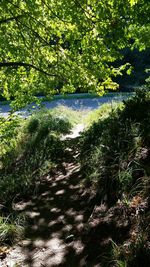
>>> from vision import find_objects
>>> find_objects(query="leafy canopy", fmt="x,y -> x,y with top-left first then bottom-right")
0,0 -> 150,107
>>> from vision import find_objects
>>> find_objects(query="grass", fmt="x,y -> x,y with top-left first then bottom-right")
0,214 -> 25,245
0,106 -> 83,244
84,102 -> 124,127
49,105 -> 86,125
80,88 -> 150,266
0,104 -> 91,244
80,90 -> 150,201
1,88 -> 149,263
0,107 -> 77,203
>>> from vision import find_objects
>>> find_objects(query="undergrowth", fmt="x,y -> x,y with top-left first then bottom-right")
80,88 -> 150,266
0,106 -> 79,245
81,89 -> 150,203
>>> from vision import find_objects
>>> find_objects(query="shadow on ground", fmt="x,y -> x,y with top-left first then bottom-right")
3,137 -> 133,267
11,137 -> 93,267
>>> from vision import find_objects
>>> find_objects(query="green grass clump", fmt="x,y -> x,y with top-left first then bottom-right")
49,105 -> 86,125
0,214 -> 25,244
85,102 -> 124,127
0,115 -> 23,165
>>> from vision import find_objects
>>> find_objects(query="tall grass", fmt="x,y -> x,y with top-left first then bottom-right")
0,107 -> 81,205
80,88 -> 150,266
0,106 -> 82,244
80,89 -> 150,203
85,102 -> 124,127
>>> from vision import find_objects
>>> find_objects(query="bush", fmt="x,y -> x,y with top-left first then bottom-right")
80,89 -> 150,266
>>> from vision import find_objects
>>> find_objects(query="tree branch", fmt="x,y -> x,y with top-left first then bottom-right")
0,14 -> 25,24
0,62 -> 57,76
41,0 -> 71,24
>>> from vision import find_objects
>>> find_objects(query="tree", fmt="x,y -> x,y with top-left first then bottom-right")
0,0 -> 150,107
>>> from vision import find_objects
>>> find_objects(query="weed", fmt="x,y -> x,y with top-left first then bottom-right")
0,214 -> 24,245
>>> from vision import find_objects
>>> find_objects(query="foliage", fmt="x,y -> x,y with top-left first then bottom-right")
0,115 -> 23,168
0,106 -> 82,244
110,230 -> 150,267
79,89 -> 150,266
80,89 -> 150,204
0,0 -> 150,107
114,48 -> 150,90
0,107 -> 77,206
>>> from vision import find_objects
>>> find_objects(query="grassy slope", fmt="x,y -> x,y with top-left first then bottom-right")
0,106 -> 84,245
1,91 -> 150,267
80,89 -> 150,267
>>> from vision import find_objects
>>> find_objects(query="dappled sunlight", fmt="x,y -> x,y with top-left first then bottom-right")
2,92 -> 149,267
1,124 -> 135,267
4,137 -> 90,267
25,211 -> 41,219
55,189 -> 65,196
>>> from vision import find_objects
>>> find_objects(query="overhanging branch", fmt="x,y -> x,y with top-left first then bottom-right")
0,14 -> 25,24
0,62 -> 57,76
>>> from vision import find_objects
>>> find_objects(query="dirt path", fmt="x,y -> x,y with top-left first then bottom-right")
1,125 -> 130,267
1,133 -> 95,267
